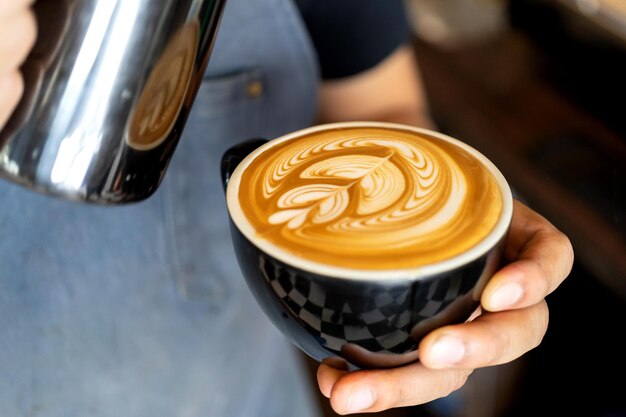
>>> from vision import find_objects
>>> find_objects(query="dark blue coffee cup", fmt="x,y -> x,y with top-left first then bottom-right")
221,123 -> 513,369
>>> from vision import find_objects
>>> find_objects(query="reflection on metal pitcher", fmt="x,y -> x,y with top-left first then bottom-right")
0,0 -> 227,204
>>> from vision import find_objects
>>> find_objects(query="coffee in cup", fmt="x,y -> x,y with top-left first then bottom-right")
222,122 -> 512,369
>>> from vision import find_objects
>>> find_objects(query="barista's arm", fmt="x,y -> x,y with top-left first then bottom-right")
0,0 -> 37,128
316,44 -> 574,415
317,45 -> 434,129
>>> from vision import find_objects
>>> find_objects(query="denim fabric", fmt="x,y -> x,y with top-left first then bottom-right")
0,0 -> 321,416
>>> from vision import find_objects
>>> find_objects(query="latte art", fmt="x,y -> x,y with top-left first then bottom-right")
235,127 -> 504,270
127,22 -> 198,150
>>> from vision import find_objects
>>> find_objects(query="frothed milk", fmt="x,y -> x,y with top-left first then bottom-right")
228,125 -> 504,272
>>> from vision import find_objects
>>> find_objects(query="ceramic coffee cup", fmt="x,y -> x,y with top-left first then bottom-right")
221,122 -> 513,369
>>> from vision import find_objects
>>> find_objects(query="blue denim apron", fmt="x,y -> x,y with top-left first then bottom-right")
0,0 -> 321,415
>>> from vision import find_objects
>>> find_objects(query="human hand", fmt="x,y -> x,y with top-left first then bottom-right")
0,0 -> 37,129
317,199 -> 574,414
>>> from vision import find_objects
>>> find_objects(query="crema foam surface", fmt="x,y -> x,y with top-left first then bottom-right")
237,127 -> 503,270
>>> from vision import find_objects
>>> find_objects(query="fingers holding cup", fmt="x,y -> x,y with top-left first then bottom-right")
319,301 -> 549,413
419,300 -> 549,370
318,361 -> 473,414
482,200 -> 574,312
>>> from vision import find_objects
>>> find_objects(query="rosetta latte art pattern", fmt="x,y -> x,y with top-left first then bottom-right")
238,127 -> 503,270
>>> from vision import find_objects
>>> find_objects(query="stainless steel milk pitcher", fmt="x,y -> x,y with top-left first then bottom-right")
0,0 -> 227,204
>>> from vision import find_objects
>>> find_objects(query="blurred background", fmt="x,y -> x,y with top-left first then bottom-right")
307,0 -> 626,416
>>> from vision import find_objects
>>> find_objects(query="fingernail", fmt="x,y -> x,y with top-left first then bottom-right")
429,335 -> 466,367
346,387 -> 376,413
489,282 -> 523,310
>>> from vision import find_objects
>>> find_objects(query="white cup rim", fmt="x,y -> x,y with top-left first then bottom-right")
226,121 -> 513,281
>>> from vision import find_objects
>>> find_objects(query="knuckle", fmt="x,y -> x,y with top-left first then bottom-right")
393,379 -> 407,406
378,367 -> 474,409
537,262 -> 552,295
366,375 -> 403,410
495,325 -> 515,363
482,315 -> 521,365
549,229 -> 574,265
441,370 -> 471,397
549,228 -> 570,249
392,372 -> 418,407
394,370 -> 470,405
532,302 -> 550,348
516,257 -> 551,301
558,232 -> 575,273
535,230 -> 573,293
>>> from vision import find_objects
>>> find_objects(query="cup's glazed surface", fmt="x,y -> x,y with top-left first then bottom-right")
222,122 -> 513,369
